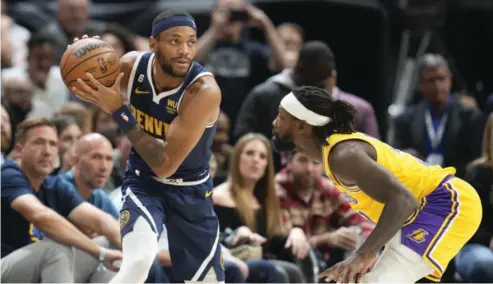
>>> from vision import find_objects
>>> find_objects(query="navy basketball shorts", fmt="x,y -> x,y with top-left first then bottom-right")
119,175 -> 225,282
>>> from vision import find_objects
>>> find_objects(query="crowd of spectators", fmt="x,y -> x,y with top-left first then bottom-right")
1,0 -> 492,283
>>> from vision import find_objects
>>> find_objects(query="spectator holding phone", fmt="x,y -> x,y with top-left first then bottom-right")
196,0 -> 287,142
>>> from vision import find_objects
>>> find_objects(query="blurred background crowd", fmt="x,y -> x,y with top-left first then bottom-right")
1,0 -> 493,283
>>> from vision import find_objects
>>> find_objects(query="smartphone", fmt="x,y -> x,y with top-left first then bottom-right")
229,9 -> 249,22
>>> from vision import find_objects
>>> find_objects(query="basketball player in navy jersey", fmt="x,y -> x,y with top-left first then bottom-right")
71,10 -> 224,283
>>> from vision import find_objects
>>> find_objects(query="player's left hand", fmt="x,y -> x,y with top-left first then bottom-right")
72,71 -> 125,114
285,227 -> 310,259
318,251 -> 379,283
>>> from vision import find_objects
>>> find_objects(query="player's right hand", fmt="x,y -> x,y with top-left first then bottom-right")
327,227 -> 359,251
102,248 -> 123,271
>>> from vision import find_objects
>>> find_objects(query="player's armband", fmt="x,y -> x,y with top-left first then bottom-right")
112,105 -> 137,133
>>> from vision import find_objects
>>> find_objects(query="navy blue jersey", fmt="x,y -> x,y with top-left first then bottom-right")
126,52 -> 216,181
1,160 -> 84,257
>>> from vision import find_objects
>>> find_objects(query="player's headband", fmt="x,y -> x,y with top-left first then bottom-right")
280,92 -> 332,126
151,16 -> 197,37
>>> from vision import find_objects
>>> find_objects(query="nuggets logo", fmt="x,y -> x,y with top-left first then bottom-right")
120,210 -> 131,230
406,228 -> 429,244
97,57 -> 108,73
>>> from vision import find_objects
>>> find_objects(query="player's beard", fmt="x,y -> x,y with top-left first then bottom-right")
272,130 -> 296,153
156,49 -> 189,78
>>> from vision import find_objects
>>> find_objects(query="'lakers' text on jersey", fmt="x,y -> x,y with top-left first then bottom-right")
126,52 -> 215,179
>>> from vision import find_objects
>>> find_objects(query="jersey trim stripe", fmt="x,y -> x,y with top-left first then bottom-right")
127,52 -> 144,101
191,225 -> 220,281
422,181 -> 460,277
126,187 -> 158,235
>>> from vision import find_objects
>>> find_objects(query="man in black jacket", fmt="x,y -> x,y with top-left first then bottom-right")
392,54 -> 485,178
234,41 -> 334,170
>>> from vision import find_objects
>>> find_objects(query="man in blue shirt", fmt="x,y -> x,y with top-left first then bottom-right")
1,118 -> 122,283
60,133 -> 120,221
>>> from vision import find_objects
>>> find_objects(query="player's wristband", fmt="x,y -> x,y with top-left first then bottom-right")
112,105 -> 137,133
98,247 -> 106,262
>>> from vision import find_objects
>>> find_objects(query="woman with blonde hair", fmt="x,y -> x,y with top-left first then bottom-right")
454,113 -> 493,282
213,133 -> 309,282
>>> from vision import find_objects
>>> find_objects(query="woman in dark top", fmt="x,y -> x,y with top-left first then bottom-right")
455,113 -> 493,282
213,133 -> 310,282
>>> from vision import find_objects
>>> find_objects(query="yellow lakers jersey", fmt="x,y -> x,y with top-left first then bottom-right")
322,132 -> 456,223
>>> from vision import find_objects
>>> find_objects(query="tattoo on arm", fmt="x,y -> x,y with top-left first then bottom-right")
125,125 -> 168,172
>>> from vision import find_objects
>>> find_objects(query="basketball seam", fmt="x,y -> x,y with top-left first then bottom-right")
62,50 -> 114,80
66,67 -> 120,86
60,40 -> 87,72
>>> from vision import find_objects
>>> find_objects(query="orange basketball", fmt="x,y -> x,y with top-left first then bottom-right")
60,38 -> 120,91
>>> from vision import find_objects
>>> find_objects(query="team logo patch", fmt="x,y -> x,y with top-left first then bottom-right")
406,228 -> 429,244
341,192 -> 358,204
120,210 -> 131,230
166,99 -> 178,114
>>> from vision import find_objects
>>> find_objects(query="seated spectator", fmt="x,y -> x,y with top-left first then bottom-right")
60,133 -> 119,221
105,135 -> 131,193
51,115 -> 82,174
455,113 -> 493,282
276,151 -> 373,268
1,118 -> 122,283
156,226 -> 284,283
101,23 -> 137,60
213,133 -> 309,282
1,105 -> 12,163
55,102 -> 92,134
235,41 -> 380,170
37,0 -> 107,63
392,54 -> 485,177
1,76 -> 36,135
1,0 -> 30,68
212,111 -> 233,184
92,107 -> 118,135
2,33 -> 68,118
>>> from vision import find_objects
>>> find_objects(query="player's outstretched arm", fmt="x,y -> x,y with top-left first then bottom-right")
329,141 -> 419,254
125,77 -> 221,178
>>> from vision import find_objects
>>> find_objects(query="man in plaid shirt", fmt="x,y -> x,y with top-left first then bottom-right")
276,151 -> 373,265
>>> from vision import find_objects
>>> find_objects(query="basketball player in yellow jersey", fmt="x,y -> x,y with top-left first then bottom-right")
272,86 -> 482,283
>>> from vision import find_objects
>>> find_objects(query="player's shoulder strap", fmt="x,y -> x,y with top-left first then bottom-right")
126,51 -> 151,100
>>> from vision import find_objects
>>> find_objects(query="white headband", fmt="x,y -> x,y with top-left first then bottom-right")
280,92 -> 332,126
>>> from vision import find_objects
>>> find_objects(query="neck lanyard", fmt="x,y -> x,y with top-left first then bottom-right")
424,111 -> 448,151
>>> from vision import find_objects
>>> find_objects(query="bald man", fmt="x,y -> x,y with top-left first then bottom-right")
60,133 -> 119,219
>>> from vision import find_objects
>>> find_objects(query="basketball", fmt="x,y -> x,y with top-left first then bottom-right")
60,37 -> 120,91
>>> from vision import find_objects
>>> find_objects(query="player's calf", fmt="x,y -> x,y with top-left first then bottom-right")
110,217 -> 158,284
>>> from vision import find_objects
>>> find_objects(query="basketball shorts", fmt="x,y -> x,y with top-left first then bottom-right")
119,173 -> 225,282
398,175 -> 482,281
